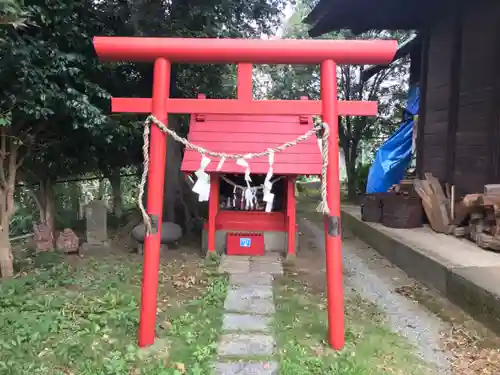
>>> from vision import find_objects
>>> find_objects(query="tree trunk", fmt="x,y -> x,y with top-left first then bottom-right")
109,168 -> 123,218
0,130 -> 19,277
163,117 -> 200,231
346,160 -> 357,202
343,141 -> 359,202
32,179 -> 56,245
69,181 -> 82,220
164,117 -> 181,223
0,220 -> 13,278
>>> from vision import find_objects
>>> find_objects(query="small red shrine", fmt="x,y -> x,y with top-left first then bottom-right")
180,97 -> 321,257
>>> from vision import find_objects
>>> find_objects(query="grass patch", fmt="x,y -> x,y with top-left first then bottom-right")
0,252 -> 227,374
274,274 -> 434,375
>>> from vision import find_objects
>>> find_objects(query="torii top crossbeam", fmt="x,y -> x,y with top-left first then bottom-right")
92,35 -> 397,353
93,37 -> 396,64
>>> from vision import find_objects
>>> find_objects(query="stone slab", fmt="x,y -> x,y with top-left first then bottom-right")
215,362 -> 278,375
224,295 -> 275,315
226,286 -> 273,300
219,258 -> 251,274
223,314 -> 271,332
252,254 -> 282,262
230,273 -> 273,287
218,334 -> 275,356
249,262 -> 283,275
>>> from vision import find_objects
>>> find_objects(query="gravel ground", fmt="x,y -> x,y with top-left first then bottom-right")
301,218 -> 451,373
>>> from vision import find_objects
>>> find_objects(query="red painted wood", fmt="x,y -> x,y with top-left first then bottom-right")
208,174 -> 220,253
181,112 -> 322,175
138,58 -> 170,348
189,122 -> 311,135
183,153 -> 321,164
111,97 -> 378,116
184,141 -> 319,154
198,114 -> 310,123
189,132 -> 314,143
238,64 -> 253,101
321,60 -> 344,350
206,211 -> 287,231
286,177 -> 296,256
94,37 -> 397,65
226,233 -> 265,256
181,161 -> 321,175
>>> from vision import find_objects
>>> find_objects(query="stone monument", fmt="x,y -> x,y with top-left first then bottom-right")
33,223 -> 54,252
83,200 -> 109,250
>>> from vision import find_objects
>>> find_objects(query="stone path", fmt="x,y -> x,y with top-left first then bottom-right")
215,255 -> 283,375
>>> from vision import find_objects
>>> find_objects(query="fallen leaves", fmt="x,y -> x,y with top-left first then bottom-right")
443,326 -> 500,375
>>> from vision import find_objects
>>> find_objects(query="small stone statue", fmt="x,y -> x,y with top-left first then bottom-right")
56,228 -> 80,254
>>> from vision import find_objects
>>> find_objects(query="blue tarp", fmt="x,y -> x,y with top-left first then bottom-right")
366,86 -> 420,193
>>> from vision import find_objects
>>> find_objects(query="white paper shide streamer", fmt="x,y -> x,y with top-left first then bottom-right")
192,155 -> 211,202
236,157 -> 257,210
263,150 -> 275,212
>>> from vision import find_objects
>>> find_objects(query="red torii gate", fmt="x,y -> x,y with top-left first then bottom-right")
93,37 -> 397,351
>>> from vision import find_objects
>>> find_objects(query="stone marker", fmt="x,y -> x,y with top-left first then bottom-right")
84,200 -> 109,249
33,223 -> 54,252
55,228 -> 80,254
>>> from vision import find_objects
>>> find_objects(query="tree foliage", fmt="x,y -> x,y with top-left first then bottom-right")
0,0 -> 288,277
258,0 -> 411,199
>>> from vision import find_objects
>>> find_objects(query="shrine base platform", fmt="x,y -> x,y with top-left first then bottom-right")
202,229 -> 298,254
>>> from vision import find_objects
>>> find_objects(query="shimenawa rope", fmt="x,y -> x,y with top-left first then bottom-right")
138,115 -> 330,234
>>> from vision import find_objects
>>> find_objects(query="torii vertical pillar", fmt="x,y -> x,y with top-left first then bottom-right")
138,58 -> 171,347
321,60 -> 344,349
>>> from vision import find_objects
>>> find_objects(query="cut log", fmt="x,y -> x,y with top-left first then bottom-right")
413,178 -> 448,233
476,232 -> 500,251
463,194 -> 482,207
451,226 -> 468,237
484,184 -> 500,196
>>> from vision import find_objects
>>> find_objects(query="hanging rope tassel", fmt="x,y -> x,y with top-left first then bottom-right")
138,119 -> 153,234
137,115 -> 331,234
316,122 -> 330,215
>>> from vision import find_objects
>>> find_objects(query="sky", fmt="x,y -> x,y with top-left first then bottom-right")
274,2 -> 294,38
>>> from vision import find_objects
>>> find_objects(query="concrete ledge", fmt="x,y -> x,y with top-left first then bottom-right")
341,204 -> 500,334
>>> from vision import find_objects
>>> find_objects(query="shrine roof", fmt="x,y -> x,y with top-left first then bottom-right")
180,114 -> 322,175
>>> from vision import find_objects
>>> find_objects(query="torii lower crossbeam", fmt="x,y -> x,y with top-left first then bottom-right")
93,36 -> 397,352
112,98 -> 376,116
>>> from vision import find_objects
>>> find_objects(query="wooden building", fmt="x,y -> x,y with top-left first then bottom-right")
305,0 -> 500,197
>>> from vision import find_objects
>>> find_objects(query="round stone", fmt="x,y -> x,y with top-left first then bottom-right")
131,222 -> 183,243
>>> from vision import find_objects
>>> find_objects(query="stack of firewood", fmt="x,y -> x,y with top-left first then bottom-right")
409,174 -> 500,251
451,185 -> 500,251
